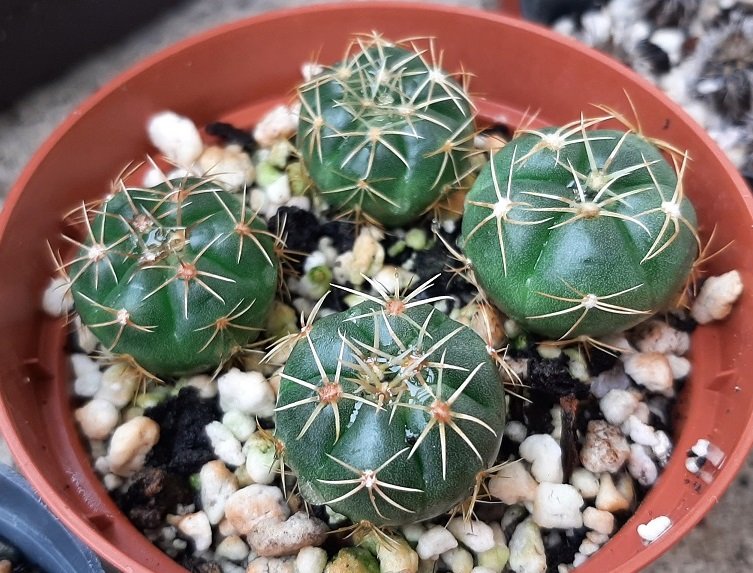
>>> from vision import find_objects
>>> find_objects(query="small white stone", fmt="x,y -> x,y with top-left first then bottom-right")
635,321 -> 690,355
508,519 -> 546,573
107,416 -> 160,477
505,421 -> 527,443
200,460 -> 239,525
296,546 -> 328,573
578,539 -> 600,556
170,511 -> 212,552
637,515 -> 671,542
447,518 -> 496,553
147,111 -> 204,167
632,401 -> 651,424
74,399 -> 119,440
216,535 -> 250,562
572,553 -> 587,567
622,352 -> 674,396
184,374 -> 218,399
652,430 -> 672,466
265,174 -> 291,204
246,512 -> 328,557
441,547 -> 474,573
73,317 -> 98,354
595,473 -> 630,513
599,389 -> 639,426
488,460 -> 538,505
301,61 -> 324,81
286,195 -> 311,211
254,104 -> 299,148
218,368 -> 276,417
401,522 -> 425,546
95,363 -> 140,408
244,432 -> 280,484
590,365 -> 631,399
550,406 -> 562,441
224,484 -> 290,535
532,483 -> 584,529
197,144 -> 254,190
42,276 -> 73,316
625,415 -> 658,447
628,444 -> 659,486
246,556 -> 296,573
71,353 -> 102,397
691,271 -> 743,324
580,420 -> 630,474
373,265 -> 419,297
223,411 -> 256,442
650,28 -> 685,65
346,227 -> 385,285
519,434 -> 563,483
616,473 -> 636,506
102,473 -> 123,491
205,421 -> 245,467
570,468 -> 600,499
417,525 -> 459,560
586,531 -> 610,545
666,355 -> 691,380
580,9 -> 612,46
582,507 -> 615,535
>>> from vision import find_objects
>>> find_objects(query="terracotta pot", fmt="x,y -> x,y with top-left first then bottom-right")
0,3 -> 751,572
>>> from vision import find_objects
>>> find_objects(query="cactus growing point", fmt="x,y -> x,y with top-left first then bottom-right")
274,277 -> 506,526
296,33 -> 477,227
461,117 -> 699,340
64,176 -> 280,377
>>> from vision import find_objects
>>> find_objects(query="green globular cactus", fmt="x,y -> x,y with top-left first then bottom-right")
65,177 -> 279,377
461,118 -> 699,340
296,34 -> 476,227
274,281 -> 506,526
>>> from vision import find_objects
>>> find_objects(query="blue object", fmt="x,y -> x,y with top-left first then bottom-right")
0,464 -> 104,573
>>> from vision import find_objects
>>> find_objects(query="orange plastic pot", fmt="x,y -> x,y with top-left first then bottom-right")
0,4 -> 751,573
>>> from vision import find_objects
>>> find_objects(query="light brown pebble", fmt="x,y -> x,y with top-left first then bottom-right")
622,352 -> 674,396
225,484 -> 290,535
246,556 -> 295,573
246,512 -> 328,557
580,420 -> 630,474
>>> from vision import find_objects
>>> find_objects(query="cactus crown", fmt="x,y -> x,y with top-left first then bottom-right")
273,277 -> 505,526
461,114 -> 699,340
62,173 -> 280,377
296,33 -> 477,227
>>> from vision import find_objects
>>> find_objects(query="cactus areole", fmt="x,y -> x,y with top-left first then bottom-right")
275,300 -> 506,526
68,179 -> 279,377
462,123 -> 699,340
296,34 -> 476,227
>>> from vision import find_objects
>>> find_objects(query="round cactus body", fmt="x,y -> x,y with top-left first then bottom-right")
275,299 -> 506,526
296,35 -> 476,227
461,124 -> 698,339
67,178 -> 279,376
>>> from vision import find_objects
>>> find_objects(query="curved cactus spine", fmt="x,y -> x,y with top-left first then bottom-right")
296,33 -> 477,227
274,278 -> 506,526
461,115 -> 699,340
64,175 -> 279,377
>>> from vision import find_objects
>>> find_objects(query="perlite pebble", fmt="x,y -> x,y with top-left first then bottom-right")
42,276 -> 73,316
599,389 -> 639,426
246,512 -> 328,557
570,468 -> 600,499
170,511 -> 212,552
622,352 -> 674,396
508,519 -> 546,573
691,271 -> 743,324
106,416 -> 160,477
197,144 -> 255,190
441,547 -> 474,573
635,320 -> 690,355
628,444 -> 659,486
223,410 -> 257,442
625,415 -> 658,447
71,353 -> 102,397
296,546 -> 328,573
532,483 -> 584,529
218,369 -> 276,417
200,460 -> 239,525
205,421 -> 245,467
519,434 -> 563,483
224,484 -> 290,535
244,432 -> 280,485
505,421 -> 528,443
488,460 -> 538,505
417,526 -> 458,560
74,399 -> 119,440
216,535 -> 250,562
95,363 -> 140,408
147,111 -> 204,167
253,104 -> 299,148
447,518 -> 496,553
582,507 -> 615,535
666,354 -> 691,380
580,420 -> 630,474
595,473 -> 630,513
589,364 -> 631,399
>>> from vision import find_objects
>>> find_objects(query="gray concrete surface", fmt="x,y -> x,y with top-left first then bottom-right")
0,0 -> 751,571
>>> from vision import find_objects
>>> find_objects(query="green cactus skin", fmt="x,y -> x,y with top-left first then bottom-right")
296,34 -> 476,227
275,287 -> 506,527
461,120 -> 699,340
66,178 -> 279,377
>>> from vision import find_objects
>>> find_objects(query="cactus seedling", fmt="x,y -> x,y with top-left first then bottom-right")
274,278 -> 506,526
64,176 -> 279,377
461,117 -> 699,340
296,33 -> 476,227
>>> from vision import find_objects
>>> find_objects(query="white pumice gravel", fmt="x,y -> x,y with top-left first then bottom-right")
532,483 -> 584,529
253,104 -> 299,148
246,512 -> 328,557
447,518 -> 496,553
599,389 -> 639,426
243,433 -> 280,485
147,111 -> 204,167
223,411 -> 257,442
628,444 -> 659,486
519,434 -> 563,483
216,535 -> 251,562
74,398 -> 119,440
417,526 -> 458,560
95,363 -> 140,408
442,546 -> 474,573
106,416 -> 160,477
488,459 -> 538,505
582,507 -> 615,535
200,460 -> 239,525
224,484 -> 290,535
622,352 -> 674,396
595,473 -> 631,513
569,468 -> 600,500
691,270 -> 744,324
218,369 -> 276,417
634,320 -> 690,355
205,421 -> 245,467
71,353 -> 102,397
580,420 -> 630,474
170,511 -> 213,552
637,515 -> 672,543
42,276 -> 73,316
508,518 -> 546,573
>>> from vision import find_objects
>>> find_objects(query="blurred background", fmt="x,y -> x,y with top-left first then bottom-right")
0,1 -> 752,572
